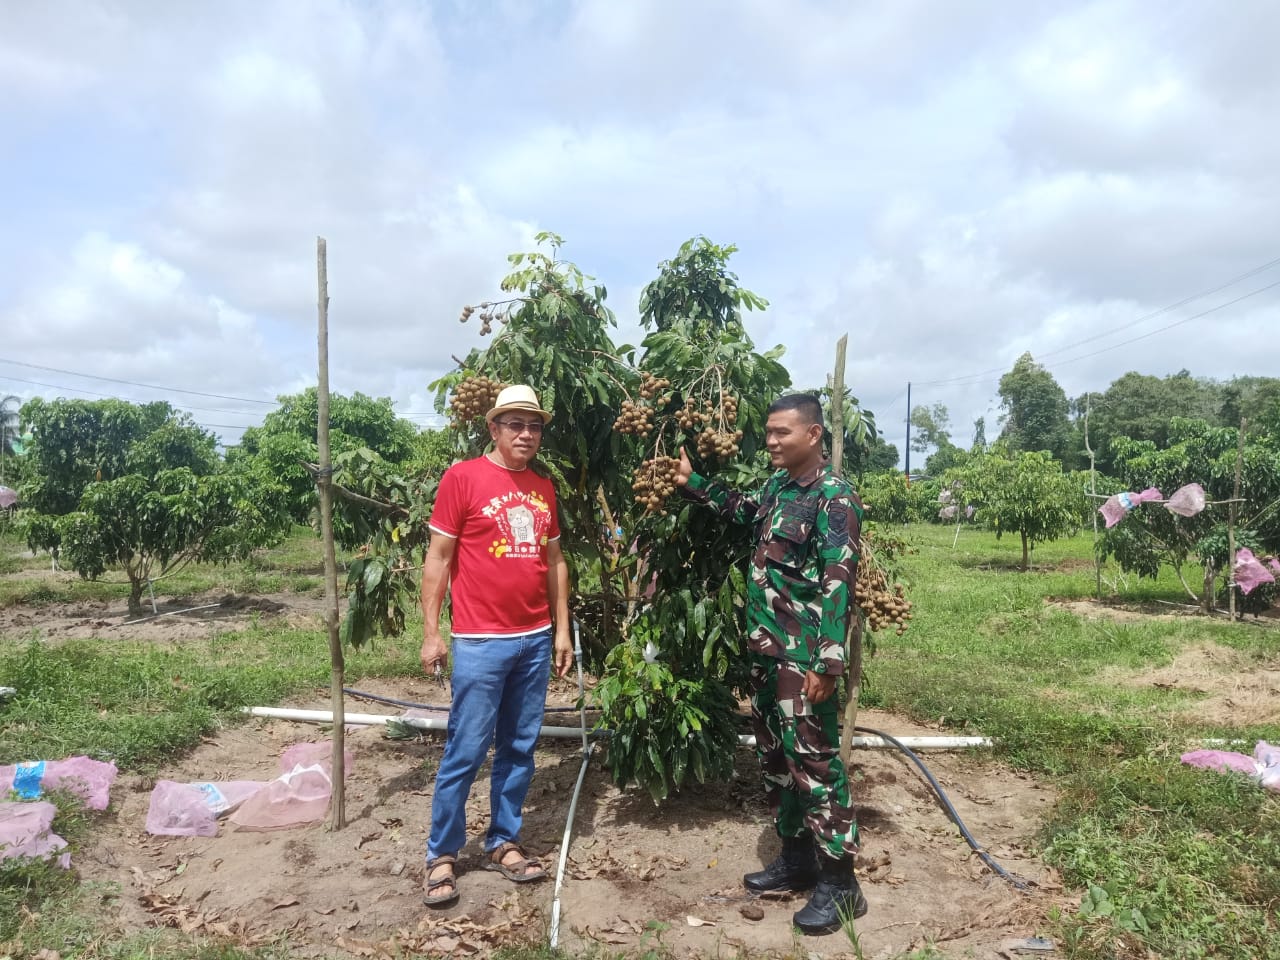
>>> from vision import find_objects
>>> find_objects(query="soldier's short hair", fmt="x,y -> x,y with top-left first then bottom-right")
767,393 -> 824,427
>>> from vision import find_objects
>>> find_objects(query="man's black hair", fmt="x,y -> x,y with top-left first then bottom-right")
767,393 -> 824,427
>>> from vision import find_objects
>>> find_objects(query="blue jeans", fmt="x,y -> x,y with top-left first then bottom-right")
426,627 -> 552,859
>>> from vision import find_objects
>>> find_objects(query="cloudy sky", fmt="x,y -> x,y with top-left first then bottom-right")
2,0 -> 1277,461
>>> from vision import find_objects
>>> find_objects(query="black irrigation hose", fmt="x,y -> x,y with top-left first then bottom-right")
342,686 -> 585,714
854,724 -> 1031,891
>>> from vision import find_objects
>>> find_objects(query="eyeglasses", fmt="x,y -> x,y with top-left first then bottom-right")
495,419 -> 544,435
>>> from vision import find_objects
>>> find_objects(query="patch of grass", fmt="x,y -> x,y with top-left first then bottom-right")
868,524 -> 1280,959
0,618 -> 422,769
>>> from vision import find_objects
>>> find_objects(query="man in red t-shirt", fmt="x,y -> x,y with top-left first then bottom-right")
419,385 -> 572,907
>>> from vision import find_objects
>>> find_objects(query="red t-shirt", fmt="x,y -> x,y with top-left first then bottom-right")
428,455 -> 561,638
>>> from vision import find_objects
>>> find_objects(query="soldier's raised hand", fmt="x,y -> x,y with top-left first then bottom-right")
676,447 -> 693,486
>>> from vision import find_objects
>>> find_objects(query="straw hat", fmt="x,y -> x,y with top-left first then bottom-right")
485,384 -> 553,424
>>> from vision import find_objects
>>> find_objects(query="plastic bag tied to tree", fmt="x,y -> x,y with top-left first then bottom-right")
1181,741 -> 1280,792
0,757 -> 118,810
1233,547 -> 1276,595
1099,488 -> 1163,529
1163,482 -> 1207,518
227,740 -> 353,833
0,801 -> 70,868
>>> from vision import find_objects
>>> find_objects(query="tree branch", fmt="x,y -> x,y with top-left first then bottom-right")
301,463 -> 409,516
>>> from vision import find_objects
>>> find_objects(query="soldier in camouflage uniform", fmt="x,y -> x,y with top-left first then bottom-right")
677,393 -> 868,934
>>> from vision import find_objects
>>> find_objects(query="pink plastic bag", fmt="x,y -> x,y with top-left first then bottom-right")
1099,488 -> 1163,528
0,757 -> 118,810
1180,749 -> 1258,776
229,741 -> 351,832
1233,548 -> 1275,595
1257,742 -> 1280,792
1164,483 -> 1207,518
0,801 -> 70,868
146,780 -> 265,837
1181,742 -> 1280,793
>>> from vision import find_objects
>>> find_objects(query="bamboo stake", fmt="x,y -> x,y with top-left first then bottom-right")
315,237 -> 346,829
1084,399 -> 1101,600
1228,419 -> 1247,619
828,335 -> 863,770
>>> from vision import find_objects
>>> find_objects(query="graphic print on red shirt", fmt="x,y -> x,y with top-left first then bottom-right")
428,455 -> 560,638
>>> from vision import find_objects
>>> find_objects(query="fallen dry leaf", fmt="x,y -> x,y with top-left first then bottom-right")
686,915 -> 715,927
269,897 -> 300,911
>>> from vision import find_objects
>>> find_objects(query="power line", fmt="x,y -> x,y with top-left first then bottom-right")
0,356 -> 280,405
1046,277 -> 1280,369
0,374 -> 268,419
917,277 -> 1280,392
915,255 -> 1280,388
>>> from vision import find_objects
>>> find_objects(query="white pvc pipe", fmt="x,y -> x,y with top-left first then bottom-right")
244,706 -> 589,739
550,621 -> 594,949
244,707 -> 992,749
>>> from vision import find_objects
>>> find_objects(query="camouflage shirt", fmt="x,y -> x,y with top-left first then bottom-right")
684,461 -> 864,675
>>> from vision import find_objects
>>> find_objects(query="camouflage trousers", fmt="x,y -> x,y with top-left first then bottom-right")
748,653 -> 858,860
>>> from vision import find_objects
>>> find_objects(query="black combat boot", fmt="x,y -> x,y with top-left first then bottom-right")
743,834 -> 819,893
792,854 -> 868,934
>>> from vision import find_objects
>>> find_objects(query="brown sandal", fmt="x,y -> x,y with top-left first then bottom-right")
423,854 -> 459,906
484,841 -> 547,883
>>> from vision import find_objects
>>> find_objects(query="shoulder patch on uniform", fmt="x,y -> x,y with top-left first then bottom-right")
827,504 -> 849,546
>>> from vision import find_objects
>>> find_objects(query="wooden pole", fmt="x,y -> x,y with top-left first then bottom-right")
1084,398 -> 1101,600
1228,419 -> 1247,620
828,336 -> 862,770
315,236 -> 346,829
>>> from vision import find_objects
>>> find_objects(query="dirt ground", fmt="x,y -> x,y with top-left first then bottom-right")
8,586 -> 1072,958
77,698 -> 1066,959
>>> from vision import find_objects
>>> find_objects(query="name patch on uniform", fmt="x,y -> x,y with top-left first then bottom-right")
827,505 -> 849,547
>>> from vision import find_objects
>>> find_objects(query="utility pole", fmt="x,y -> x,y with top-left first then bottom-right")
903,381 -> 911,482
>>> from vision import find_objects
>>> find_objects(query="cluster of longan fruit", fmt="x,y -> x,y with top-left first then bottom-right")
676,397 -> 711,431
696,427 -> 744,461
449,375 -> 506,426
459,301 -> 501,336
614,399 -> 655,436
631,456 -> 681,515
719,389 -> 739,425
855,559 -> 912,636
638,372 -> 670,400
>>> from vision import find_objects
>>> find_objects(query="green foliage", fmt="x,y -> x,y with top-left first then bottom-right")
331,447 -> 439,647
600,239 -> 792,795
594,637 -> 739,802
825,385 -> 881,477
637,235 -> 767,335
998,352 -> 1074,465
51,467 -> 278,612
231,388 -> 419,525
847,433 -> 899,476
909,402 -> 951,454
857,471 -> 935,524
957,448 -> 1087,568
1098,419 -> 1280,608
17,399 -> 286,611
18,397 -> 187,517
1075,370 -> 1222,473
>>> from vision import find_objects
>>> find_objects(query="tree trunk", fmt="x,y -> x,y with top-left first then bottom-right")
128,578 -> 144,615
1021,531 -> 1030,570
